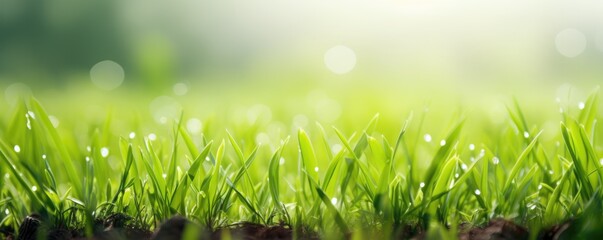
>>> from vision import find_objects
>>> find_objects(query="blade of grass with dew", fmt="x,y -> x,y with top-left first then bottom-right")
30,98 -> 84,198
298,129 -> 318,184
187,141 -> 213,181
561,122 -> 594,200
544,164 -> 573,224
503,131 -> 542,192
268,137 -> 289,213
423,120 -> 464,197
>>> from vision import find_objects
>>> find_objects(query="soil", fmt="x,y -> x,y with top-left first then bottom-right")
0,214 -> 583,240
457,218 -> 529,240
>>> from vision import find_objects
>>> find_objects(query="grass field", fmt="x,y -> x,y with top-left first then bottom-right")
1,85 -> 603,239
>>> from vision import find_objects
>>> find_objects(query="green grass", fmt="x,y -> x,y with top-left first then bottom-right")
1,88 -> 603,239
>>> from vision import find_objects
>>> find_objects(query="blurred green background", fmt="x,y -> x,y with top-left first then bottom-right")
1,0 -> 603,128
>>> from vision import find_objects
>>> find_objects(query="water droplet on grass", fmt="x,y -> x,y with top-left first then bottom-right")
419,182 -> 425,188
148,133 -> 157,141
100,147 -> 109,158
13,145 -> 20,153
31,186 -> 37,192
578,102 -> 585,110
424,134 -> 432,143
523,132 -> 530,138
25,114 -> 31,130
314,167 -> 319,172
48,115 -> 60,128
469,144 -> 475,151
331,197 -> 338,205
461,163 -> 468,170
129,132 -> 136,139
440,140 -> 446,146
492,157 -> 500,165
474,189 -> 481,195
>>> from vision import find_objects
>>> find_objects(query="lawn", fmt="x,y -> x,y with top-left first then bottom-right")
0,86 -> 602,240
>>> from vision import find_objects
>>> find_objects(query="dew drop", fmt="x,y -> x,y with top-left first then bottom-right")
331,197 -> 338,205
461,163 -> 468,170
100,147 -> 110,158
424,134 -> 432,143
129,132 -> 136,139
469,144 -> 475,151
49,115 -> 60,128
419,182 -> 425,188
148,133 -> 157,141
474,189 -> 481,195
13,145 -> 20,153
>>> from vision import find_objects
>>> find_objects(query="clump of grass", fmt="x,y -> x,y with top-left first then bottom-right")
1,89 -> 603,239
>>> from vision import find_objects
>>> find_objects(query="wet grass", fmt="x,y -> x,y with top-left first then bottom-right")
1,88 -> 603,239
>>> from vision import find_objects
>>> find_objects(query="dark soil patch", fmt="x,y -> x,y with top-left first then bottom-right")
1,214 -> 595,240
458,218 -> 529,240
